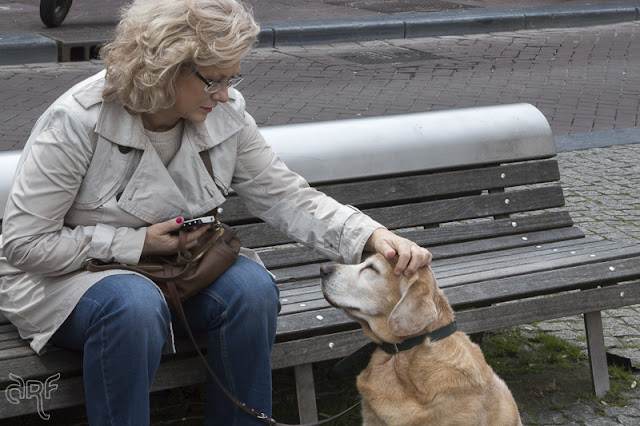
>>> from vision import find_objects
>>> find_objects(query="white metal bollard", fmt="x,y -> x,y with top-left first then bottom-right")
261,103 -> 554,184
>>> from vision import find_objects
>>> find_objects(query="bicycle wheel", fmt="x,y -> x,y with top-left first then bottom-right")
40,0 -> 73,27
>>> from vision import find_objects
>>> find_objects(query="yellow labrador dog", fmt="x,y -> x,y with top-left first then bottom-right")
320,253 -> 521,426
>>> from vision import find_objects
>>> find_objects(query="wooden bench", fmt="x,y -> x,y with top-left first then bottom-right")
2,103 -> 640,422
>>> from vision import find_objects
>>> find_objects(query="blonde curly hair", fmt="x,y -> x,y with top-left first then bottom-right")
101,0 -> 259,113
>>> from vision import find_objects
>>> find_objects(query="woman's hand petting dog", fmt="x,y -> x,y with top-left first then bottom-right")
365,228 -> 432,276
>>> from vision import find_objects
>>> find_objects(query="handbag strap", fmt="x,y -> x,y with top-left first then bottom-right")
199,150 -> 215,185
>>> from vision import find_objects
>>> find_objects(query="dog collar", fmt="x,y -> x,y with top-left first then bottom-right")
379,321 -> 457,354
331,321 -> 457,378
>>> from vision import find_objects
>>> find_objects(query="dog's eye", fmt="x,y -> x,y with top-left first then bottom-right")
365,264 -> 379,273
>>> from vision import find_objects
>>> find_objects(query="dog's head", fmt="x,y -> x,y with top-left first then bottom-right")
320,253 -> 453,344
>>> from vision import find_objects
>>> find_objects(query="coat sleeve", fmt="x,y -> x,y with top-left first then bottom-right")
2,106 -> 145,276
230,111 -> 385,264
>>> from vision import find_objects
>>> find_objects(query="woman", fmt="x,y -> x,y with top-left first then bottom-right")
0,0 -> 431,424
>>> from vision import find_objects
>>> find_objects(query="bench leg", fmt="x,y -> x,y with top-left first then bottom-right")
294,363 -> 318,423
584,310 -> 611,397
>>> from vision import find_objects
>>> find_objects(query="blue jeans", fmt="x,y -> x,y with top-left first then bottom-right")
51,256 -> 281,426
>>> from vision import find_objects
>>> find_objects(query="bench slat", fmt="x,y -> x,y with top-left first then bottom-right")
0,348 -> 78,386
438,244 -> 640,287
218,160 -> 561,225
365,186 -> 566,228
426,227 -> 585,261
0,345 -> 50,362
456,281 -> 640,334
0,332 -> 20,343
272,329 -> 369,370
446,257 -> 640,308
433,237 -> 613,269
280,299 -> 328,316
403,211 -> 576,248
0,339 -> 27,351
258,211 -> 576,270
269,227 -> 585,284
1,377 -> 85,418
236,186 -> 566,247
435,239 -> 626,278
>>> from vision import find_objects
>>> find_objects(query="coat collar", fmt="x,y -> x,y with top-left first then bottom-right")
72,71 -> 248,152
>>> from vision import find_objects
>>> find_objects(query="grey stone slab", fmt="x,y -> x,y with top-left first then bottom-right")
524,4 -> 638,30
583,418 -> 623,426
608,347 -> 640,366
402,9 -> 525,38
267,16 -> 405,46
555,128 -> 640,152
537,321 -> 572,332
550,329 -> 585,341
617,415 -> 640,424
534,410 -> 568,424
603,405 -> 640,419
0,34 -> 57,65
562,405 -> 598,422
257,28 -> 274,48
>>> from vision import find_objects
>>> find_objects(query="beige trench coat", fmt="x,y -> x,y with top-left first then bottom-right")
0,70 -> 383,355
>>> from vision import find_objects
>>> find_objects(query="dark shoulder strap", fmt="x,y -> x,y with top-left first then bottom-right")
199,150 -> 215,181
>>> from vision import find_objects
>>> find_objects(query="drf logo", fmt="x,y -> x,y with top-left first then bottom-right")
5,373 -> 61,420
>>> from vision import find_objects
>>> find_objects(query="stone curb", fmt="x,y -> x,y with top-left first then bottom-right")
1,2 -> 640,64
257,2 -> 640,46
555,127 -> 640,152
0,34 -> 58,66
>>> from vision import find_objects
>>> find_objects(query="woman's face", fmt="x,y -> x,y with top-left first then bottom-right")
146,62 -> 242,130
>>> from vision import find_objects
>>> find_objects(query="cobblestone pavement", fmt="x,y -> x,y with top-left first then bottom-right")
241,22 -> 640,134
520,143 -> 640,424
1,22 -> 639,425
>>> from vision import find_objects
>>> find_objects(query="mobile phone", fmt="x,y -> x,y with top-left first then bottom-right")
181,215 -> 218,229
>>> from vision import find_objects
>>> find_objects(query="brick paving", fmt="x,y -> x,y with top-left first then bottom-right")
2,22 -> 640,149
0,19 -> 639,425
240,22 -> 640,135
559,144 -> 640,244
530,143 -> 640,424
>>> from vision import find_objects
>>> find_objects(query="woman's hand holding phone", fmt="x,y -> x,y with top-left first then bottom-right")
141,216 -> 211,256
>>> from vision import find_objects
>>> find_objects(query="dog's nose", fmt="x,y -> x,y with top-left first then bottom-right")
320,264 -> 334,278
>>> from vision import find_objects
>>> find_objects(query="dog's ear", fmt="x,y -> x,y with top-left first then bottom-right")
388,274 -> 438,337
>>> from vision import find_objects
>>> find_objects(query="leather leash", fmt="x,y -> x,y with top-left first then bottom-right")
166,277 -> 361,425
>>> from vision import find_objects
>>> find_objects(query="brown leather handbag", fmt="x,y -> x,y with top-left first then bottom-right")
85,150 -> 241,310
85,219 -> 241,310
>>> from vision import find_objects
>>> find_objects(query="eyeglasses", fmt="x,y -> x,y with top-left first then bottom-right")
193,70 -> 244,94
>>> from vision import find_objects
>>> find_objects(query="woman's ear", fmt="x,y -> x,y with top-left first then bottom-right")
387,275 -> 437,337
